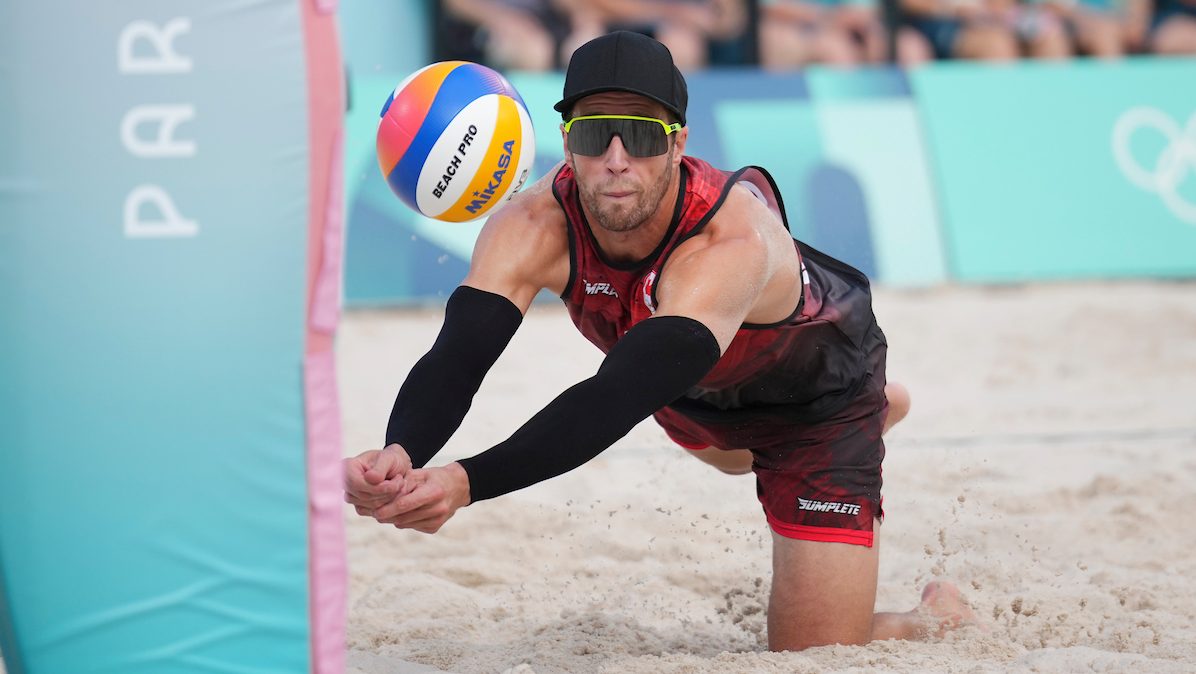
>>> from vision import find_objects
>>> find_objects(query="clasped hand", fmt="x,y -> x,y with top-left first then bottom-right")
342,444 -> 470,533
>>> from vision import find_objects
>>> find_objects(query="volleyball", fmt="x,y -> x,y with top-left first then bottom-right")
377,61 -> 536,222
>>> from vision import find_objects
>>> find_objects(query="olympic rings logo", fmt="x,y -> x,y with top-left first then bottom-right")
1111,107 -> 1196,226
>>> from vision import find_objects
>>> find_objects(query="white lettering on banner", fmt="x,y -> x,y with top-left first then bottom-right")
118,17 -> 197,239
124,185 -> 199,238
118,19 -> 193,74
1111,107 -> 1196,226
121,105 -> 196,158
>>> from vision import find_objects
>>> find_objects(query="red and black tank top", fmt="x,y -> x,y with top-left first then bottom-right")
553,156 -> 881,425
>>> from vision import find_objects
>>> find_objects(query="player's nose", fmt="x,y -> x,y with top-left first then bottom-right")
603,134 -> 631,172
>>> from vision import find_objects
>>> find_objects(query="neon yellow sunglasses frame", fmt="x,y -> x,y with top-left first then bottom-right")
561,114 -> 683,135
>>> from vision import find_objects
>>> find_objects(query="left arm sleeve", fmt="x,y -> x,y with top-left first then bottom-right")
456,315 -> 722,503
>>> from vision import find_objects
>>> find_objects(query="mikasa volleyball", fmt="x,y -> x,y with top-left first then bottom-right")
377,61 -> 536,222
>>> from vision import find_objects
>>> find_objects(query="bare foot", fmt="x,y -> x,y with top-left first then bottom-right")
919,580 -> 985,637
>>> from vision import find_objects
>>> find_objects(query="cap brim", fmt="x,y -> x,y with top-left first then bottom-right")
554,86 -> 685,124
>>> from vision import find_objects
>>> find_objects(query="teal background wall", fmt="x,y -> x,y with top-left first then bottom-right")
0,2 -> 313,671
344,64 -> 952,305
911,58 -> 1196,281
343,56 -> 1196,305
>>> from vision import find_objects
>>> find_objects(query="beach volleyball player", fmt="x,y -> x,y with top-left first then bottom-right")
345,31 -> 978,650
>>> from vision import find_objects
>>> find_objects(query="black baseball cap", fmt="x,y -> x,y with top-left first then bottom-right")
554,31 -> 688,126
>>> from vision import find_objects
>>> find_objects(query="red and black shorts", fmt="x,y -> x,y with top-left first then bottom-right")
654,343 -> 887,548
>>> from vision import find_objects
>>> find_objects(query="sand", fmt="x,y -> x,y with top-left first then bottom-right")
339,281 -> 1196,674
1,284 -> 1189,674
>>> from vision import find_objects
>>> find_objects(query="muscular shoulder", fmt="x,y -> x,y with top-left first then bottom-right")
683,183 -> 788,259
462,163 -> 570,310
659,185 -> 778,301
481,162 -> 569,263
655,183 -> 799,342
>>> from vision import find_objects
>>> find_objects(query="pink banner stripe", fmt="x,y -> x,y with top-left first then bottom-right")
302,0 -> 346,671
305,349 -> 346,674
311,130 -> 344,336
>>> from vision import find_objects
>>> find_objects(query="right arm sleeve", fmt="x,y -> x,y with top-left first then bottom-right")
385,285 -> 523,468
456,315 -> 722,502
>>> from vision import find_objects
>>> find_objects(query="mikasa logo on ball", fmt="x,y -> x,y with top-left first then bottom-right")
432,125 -> 479,199
464,139 -> 515,215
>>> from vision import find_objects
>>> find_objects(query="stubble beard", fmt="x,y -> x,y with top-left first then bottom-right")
577,152 -> 675,234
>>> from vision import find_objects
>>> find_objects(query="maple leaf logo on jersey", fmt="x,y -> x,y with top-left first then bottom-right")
627,270 -> 658,326
641,270 -> 657,315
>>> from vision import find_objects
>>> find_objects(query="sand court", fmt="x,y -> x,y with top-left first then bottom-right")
339,281 -> 1196,674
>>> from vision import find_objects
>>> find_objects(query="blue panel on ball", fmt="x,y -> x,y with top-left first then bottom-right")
379,89 -> 395,118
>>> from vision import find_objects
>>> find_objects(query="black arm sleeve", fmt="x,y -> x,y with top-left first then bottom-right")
385,285 -> 523,468
457,315 -> 722,503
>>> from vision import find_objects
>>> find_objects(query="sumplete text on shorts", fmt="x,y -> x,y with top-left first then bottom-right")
432,124 -> 478,198
464,139 -> 515,213
797,497 -> 861,516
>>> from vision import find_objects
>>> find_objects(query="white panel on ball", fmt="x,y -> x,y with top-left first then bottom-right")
415,94 -> 499,218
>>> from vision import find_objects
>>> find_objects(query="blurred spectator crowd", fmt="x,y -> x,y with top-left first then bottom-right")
434,0 -> 1196,70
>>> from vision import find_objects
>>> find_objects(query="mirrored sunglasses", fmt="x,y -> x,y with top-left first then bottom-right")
562,115 -> 682,158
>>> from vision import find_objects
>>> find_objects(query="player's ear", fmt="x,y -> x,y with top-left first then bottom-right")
672,126 -> 688,164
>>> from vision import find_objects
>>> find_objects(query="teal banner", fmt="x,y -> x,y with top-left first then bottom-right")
912,58 -> 1196,281
0,3 -> 312,671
